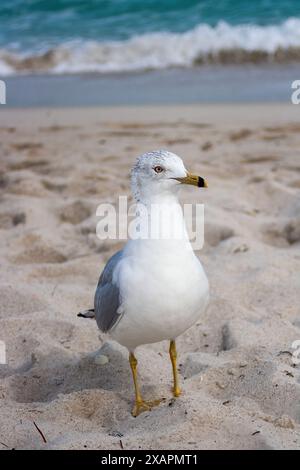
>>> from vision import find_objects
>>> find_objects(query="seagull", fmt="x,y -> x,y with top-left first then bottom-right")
79,150 -> 209,417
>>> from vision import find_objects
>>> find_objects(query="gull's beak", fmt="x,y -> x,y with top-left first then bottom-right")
175,172 -> 208,188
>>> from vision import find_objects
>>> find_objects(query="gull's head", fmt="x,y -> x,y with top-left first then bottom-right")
131,149 -> 207,202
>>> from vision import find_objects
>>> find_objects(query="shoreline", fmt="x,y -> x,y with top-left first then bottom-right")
1,103 -> 300,127
1,64 -> 299,107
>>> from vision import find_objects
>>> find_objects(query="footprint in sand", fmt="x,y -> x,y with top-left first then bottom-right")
11,142 -> 44,152
163,138 -> 192,145
10,232 -> 68,265
283,218 -> 300,244
229,129 -> 252,141
0,285 -> 44,318
6,176 -> 49,197
201,141 -> 213,151
9,340 -> 130,404
101,155 -> 119,162
0,127 -> 16,133
205,223 -> 235,247
8,159 -> 48,171
59,200 -> 91,225
0,211 -> 26,229
42,179 -> 67,193
39,125 -> 80,132
261,134 -> 286,141
242,155 -> 278,164
0,172 -> 9,189
289,179 -> 300,189
247,175 -> 264,184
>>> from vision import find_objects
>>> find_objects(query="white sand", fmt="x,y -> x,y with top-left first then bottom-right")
0,104 -> 299,449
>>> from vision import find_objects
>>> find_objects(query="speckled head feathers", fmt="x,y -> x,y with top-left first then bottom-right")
131,149 -> 187,202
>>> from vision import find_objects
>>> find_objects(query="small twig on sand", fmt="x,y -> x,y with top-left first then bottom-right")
33,421 -> 47,443
277,350 -> 292,357
51,284 -> 58,297
119,439 -> 124,450
0,441 -> 9,448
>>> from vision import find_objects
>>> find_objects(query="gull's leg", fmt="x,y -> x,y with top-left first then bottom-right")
169,340 -> 181,397
129,352 -> 161,417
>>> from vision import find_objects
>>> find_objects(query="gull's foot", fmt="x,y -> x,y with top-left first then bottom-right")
172,387 -> 181,398
132,398 -> 162,417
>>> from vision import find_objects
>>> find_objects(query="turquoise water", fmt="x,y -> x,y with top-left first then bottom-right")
1,1 -> 299,104
1,0 -> 300,48
1,1 -> 300,74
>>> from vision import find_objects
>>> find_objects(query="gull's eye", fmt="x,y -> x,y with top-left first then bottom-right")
153,165 -> 164,174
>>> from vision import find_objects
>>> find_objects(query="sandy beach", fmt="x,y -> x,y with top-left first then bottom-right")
0,104 -> 299,450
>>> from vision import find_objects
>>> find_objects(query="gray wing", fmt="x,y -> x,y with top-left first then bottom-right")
94,250 -> 123,333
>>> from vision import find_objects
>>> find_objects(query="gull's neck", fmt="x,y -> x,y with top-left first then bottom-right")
133,190 -> 191,247
141,191 -> 180,207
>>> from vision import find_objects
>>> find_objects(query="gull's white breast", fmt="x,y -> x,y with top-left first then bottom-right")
110,239 -> 209,350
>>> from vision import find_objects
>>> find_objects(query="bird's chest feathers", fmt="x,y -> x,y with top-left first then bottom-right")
118,244 -> 205,316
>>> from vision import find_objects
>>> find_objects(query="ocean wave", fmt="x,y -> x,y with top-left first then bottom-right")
1,18 -> 300,75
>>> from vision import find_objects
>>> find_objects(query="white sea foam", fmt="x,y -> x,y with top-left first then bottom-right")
1,18 -> 300,75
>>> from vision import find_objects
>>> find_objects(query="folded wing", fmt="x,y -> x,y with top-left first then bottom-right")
94,250 -> 123,333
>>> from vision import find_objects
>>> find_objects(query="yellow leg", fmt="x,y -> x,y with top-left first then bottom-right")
129,352 -> 161,417
169,340 -> 181,397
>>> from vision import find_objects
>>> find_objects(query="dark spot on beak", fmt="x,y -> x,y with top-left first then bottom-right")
198,177 -> 206,187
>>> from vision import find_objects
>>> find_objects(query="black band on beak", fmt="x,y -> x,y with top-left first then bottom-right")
174,173 -> 207,188
198,176 -> 206,188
